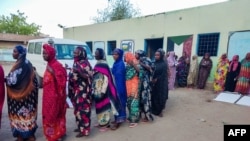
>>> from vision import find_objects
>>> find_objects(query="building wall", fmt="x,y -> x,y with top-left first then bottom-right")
63,0 -> 250,86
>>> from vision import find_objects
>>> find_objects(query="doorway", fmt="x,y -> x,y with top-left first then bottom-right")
144,38 -> 164,60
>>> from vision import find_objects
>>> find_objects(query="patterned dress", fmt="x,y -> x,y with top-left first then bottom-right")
213,57 -> 229,92
235,58 -> 250,95
68,59 -> 92,136
92,60 -> 121,127
176,56 -> 189,87
138,57 -> 154,121
6,54 -> 38,139
125,52 -> 140,123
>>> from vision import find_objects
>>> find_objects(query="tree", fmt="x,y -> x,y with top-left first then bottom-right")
0,10 -> 41,36
92,0 -> 141,23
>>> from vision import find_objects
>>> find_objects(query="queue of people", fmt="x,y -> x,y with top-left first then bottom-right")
0,44 -> 249,141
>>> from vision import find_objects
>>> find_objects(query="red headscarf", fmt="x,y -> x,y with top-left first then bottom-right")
43,44 -> 56,65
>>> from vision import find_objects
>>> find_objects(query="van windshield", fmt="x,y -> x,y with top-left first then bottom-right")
54,44 -> 94,60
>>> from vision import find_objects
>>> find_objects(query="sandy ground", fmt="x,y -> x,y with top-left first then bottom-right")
0,63 -> 250,141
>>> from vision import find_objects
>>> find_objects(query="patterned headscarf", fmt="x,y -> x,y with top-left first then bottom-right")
43,44 -> 56,64
135,50 -> 145,58
74,46 -> 87,62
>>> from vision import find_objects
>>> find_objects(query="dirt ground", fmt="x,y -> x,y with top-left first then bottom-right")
0,63 -> 250,141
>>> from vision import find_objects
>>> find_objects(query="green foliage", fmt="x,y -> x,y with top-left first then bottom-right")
0,10 -> 41,35
92,0 -> 141,23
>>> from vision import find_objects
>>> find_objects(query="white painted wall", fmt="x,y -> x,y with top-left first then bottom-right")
63,0 -> 250,83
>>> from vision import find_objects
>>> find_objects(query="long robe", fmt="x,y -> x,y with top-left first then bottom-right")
151,60 -> 168,116
213,58 -> 229,92
176,56 -> 189,87
92,60 -> 121,127
6,55 -> 38,139
187,57 -> 198,86
68,59 -> 92,135
138,57 -> 154,121
42,60 -> 67,141
125,52 -> 140,123
197,58 -> 213,89
0,65 -> 5,128
167,52 -> 177,90
224,61 -> 241,92
235,59 -> 250,95
112,54 -> 127,123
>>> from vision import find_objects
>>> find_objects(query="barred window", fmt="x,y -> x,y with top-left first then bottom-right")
197,33 -> 220,56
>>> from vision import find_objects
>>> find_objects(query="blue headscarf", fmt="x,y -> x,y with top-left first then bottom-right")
113,48 -> 124,62
15,45 -> 27,59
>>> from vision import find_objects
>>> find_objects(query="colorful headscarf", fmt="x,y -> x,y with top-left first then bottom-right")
125,52 -> 136,63
74,46 -> 87,62
43,44 -> 56,65
135,50 -> 145,58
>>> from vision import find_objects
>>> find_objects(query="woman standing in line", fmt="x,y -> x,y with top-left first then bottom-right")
6,45 -> 38,141
235,52 -> 250,95
151,49 -> 168,117
167,51 -> 177,90
213,53 -> 229,93
42,44 -> 67,141
111,48 -> 127,130
224,55 -> 241,92
197,53 -> 213,89
68,46 -> 92,137
176,52 -> 190,87
92,48 -> 121,132
124,52 -> 140,128
135,50 -> 154,122
187,55 -> 199,89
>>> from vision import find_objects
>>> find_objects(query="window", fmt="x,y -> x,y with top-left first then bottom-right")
197,33 -> 220,56
28,43 -> 35,54
86,41 -> 93,52
34,42 -> 42,54
54,44 -> 94,60
107,41 -> 116,55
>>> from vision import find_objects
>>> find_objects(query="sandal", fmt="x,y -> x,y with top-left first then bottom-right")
76,133 -> 88,138
99,126 -> 110,132
110,123 -> 120,130
141,118 -> 149,123
129,123 -> 138,128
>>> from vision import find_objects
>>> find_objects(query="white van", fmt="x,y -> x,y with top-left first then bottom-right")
26,38 -> 96,87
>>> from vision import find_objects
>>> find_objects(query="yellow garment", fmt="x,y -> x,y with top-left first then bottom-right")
213,58 -> 229,92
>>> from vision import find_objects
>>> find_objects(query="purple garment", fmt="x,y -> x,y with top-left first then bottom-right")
167,51 -> 176,90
